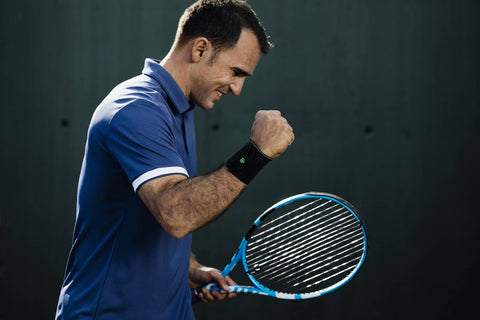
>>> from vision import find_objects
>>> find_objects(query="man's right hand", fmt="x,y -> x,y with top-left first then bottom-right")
250,110 -> 295,159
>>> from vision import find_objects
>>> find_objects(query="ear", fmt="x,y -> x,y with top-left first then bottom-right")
191,37 -> 212,63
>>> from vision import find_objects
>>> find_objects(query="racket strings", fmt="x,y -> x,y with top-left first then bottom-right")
247,208 -> 354,259
253,240 -> 364,291
245,198 -> 365,294
256,198 -> 327,232
249,203 -> 348,255
248,201 -> 354,258
248,216 -> 362,282
250,234 -> 364,294
251,199 -> 332,240
251,229 -> 364,283
274,246 -> 364,292
247,212 -> 358,267
292,251 -> 363,290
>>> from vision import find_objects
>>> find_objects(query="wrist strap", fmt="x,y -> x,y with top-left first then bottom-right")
225,141 -> 271,184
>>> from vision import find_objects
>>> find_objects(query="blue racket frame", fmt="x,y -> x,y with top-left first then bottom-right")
204,192 -> 367,299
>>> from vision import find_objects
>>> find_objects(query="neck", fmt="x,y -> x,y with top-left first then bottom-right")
160,46 -> 192,100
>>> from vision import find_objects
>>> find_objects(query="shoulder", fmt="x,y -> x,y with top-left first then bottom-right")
94,75 -> 174,131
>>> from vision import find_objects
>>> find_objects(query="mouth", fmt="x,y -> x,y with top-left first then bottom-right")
214,90 -> 225,102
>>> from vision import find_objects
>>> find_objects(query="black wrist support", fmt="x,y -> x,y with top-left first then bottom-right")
226,141 -> 271,184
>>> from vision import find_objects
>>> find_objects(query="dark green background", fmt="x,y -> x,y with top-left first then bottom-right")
1,0 -> 479,319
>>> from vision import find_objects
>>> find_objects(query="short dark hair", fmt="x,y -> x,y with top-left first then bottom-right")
176,0 -> 273,55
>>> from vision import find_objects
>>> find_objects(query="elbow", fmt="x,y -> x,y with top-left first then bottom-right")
138,175 -> 193,239
154,205 -> 191,239
164,224 -> 190,239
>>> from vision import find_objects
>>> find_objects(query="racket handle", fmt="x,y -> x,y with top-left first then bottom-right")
204,283 -> 223,292
192,284 -> 226,304
194,283 -> 233,296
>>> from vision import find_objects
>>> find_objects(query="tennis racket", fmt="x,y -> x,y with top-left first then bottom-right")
197,192 -> 367,300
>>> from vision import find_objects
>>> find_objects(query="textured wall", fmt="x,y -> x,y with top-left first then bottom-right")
1,0 -> 479,319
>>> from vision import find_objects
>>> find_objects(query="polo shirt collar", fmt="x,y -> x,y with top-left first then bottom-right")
142,58 -> 194,114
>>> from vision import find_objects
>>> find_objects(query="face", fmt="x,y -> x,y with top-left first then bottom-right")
188,29 -> 262,110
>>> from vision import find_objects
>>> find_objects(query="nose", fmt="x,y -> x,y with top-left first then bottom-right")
229,77 -> 246,96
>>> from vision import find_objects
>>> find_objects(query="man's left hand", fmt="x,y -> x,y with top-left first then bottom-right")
189,254 -> 238,303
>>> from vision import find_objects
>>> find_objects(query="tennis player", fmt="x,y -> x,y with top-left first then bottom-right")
56,1 -> 294,319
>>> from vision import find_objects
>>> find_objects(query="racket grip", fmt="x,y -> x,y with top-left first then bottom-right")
194,283 -> 232,300
198,282 -> 227,293
192,283 -> 225,304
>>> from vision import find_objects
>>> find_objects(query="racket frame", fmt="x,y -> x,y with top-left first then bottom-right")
205,192 -> 367,299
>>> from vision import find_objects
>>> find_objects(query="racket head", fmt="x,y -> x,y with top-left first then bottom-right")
240,192 -> 367,299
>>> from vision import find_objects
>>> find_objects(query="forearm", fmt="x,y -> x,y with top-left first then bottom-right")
138,110 -> 294,238
189,253 -> 201,288
189,252 -> 209,289
143,165 -> 245,238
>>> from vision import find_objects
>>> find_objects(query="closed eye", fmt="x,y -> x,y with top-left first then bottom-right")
232,67 -> 251,77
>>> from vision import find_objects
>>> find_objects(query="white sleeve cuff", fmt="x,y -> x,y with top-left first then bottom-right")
132,166 -> 189,191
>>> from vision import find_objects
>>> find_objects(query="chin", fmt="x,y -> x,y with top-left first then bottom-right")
192,98 -> 214,111
200,101 -> 216,111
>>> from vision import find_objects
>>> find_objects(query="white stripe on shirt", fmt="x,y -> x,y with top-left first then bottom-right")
132,166 -> 189,191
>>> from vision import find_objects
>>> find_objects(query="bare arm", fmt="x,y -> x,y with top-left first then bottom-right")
137,110 -> 294,238
138,165 -> 245,238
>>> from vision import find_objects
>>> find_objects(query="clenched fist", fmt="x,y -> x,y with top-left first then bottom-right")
250,110 -> 295,159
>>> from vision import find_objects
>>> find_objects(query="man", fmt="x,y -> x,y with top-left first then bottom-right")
56,0 -> 294,319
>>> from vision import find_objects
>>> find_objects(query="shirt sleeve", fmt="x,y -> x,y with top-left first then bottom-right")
106,102 -> 188,192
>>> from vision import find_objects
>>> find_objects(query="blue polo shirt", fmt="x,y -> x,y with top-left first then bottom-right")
56,59 -> 197,320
